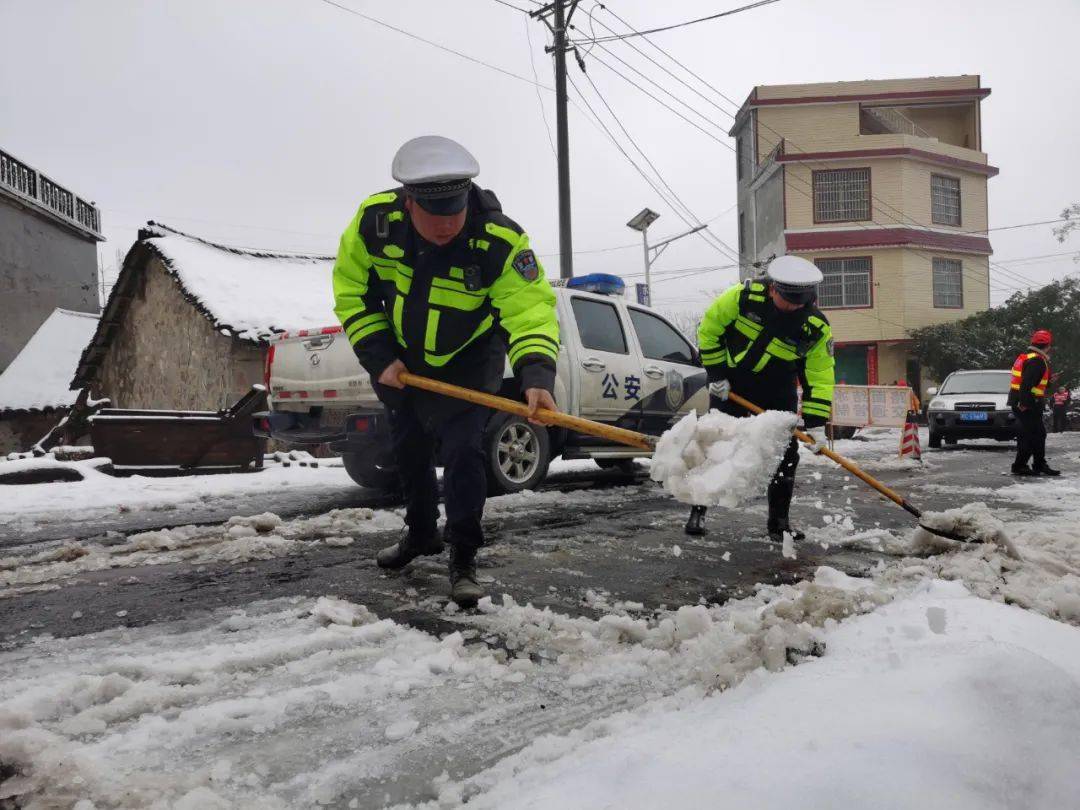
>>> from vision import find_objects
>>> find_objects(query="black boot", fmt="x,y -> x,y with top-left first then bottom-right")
684,505 -> 708,536
766,479 -> 804,543
1011,463 -> 1037,477
1034,462 -> 1061,477
375,530 -> 444,569
449,545 -> 483,607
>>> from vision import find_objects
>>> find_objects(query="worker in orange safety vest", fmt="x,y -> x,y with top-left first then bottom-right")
1007,329 -> 1058,476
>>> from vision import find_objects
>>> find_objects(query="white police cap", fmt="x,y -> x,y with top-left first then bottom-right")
766,255 -> 822,305
766,255 -> 823,287
392,135 -> 479,191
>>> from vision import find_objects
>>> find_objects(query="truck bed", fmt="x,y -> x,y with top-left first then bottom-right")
268,327 -> 379,412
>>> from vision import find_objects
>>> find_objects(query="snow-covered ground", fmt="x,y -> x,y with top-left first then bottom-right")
2,435 -> 1080,808
0,456 -> 355,534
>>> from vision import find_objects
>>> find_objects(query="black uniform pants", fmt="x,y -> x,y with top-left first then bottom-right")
387,399 -> 490,550
1053,406 -> 1067,433
1013,407 -> 1047,468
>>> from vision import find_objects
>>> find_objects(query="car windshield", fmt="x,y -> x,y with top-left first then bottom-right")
940,372 -> 1011,395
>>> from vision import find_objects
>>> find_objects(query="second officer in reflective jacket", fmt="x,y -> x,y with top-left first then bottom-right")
333,136 -> 560,606
685,255 -> 835,540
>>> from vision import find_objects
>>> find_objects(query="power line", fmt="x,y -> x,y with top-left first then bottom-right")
585,50 -> 730,147
565,72 -> 742,267
577,64 -> 741,261
524,17 -> 558,158
569,0 -> 781,44
993,249 -> 1080,265
491,0 -> 534,13
986,217 -> 1069,233
315,0 -> 552,91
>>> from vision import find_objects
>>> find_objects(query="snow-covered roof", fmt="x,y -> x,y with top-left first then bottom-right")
0,308 -> 99,413
144,224 -> 337,342
74,224 -> 338,388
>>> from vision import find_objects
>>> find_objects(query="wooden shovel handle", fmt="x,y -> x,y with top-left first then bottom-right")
727,391 -> 918,515
399,372 -> 656,451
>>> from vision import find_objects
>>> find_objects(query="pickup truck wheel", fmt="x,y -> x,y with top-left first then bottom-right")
928,431 -> 942,449
486,414 -> 550,495
341,452 -> 400,494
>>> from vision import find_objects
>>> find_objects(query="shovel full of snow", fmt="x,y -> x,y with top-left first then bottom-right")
721,391 -> 1016,551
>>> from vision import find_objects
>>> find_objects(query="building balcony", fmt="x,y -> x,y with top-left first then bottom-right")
860,102 -> 977,150
772,132 -> 997,178
0,148 -> 103,240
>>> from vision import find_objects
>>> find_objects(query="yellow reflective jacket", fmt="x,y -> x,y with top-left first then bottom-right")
333,187 -> 560,392
698,280 -> 835,419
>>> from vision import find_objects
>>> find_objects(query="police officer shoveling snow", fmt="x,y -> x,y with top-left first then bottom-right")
684,255 -> 835,541
332,136 -> 560,607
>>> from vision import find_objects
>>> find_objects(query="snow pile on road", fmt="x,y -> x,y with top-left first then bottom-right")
0,567 -> 891,808
650,409 -> 797,507
424,580 -> 1080,810
0,459 -> 356,538
915,502 -> 1019,558
0,507 -> 403,590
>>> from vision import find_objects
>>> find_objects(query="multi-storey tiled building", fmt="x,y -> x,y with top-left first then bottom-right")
729,76 -> 996,393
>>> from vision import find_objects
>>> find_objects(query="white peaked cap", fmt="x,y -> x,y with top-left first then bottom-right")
391,135 -> 480,186
766,255 -> 823,287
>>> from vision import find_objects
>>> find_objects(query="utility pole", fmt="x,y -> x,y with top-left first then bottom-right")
532,1 -> 579,279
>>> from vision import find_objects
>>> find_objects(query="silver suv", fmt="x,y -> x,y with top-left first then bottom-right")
926,369 -> 1017,448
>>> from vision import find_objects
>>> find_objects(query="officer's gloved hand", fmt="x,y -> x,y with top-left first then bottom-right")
797,416 -> 828,454
708,379 -> 731,401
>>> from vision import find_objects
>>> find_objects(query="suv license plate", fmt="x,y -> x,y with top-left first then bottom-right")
960,412 -> 989,422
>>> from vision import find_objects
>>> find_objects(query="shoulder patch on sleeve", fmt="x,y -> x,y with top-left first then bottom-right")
512,249 -> 540,282
826,338 -> 835,357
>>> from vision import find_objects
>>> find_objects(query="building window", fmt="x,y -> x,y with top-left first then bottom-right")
812,168 -> 871,223
738,212 -> 746,255
931,174 -> 961,226
932,257 -> 963,308
736,135 -> 744,181
815,257 -> 872,309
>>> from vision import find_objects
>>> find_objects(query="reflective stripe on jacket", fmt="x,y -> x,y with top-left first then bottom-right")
1010,350 -> 1050,398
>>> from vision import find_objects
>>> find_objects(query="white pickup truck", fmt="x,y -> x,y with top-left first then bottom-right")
255,274 -> 708,493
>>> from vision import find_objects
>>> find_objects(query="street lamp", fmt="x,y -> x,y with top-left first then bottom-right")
627,208 -> 706,306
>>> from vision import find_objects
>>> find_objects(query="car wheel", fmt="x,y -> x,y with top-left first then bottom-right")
944,436 -> 958,446
486,414 -> 551,495
596,459 -> 638,474
342,451 -> 400,494
928,431 -> 942,449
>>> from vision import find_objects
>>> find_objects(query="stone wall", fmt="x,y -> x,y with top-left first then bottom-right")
0,411 -> 64,455
0,198 -> 100,373
95,258 -> 265,411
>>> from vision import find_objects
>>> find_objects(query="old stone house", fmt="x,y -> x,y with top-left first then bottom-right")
73,223 -> 335,411
0,308 -> 99,454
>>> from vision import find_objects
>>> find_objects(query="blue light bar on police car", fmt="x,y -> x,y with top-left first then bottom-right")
565,273 -> 626,295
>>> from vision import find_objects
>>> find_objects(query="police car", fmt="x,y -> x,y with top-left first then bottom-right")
256,274 -> 708,493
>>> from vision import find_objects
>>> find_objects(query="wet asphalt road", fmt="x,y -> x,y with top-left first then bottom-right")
5,434 -> 1078,650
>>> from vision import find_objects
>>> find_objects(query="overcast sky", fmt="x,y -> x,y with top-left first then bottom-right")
3,0 -> 1078,311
